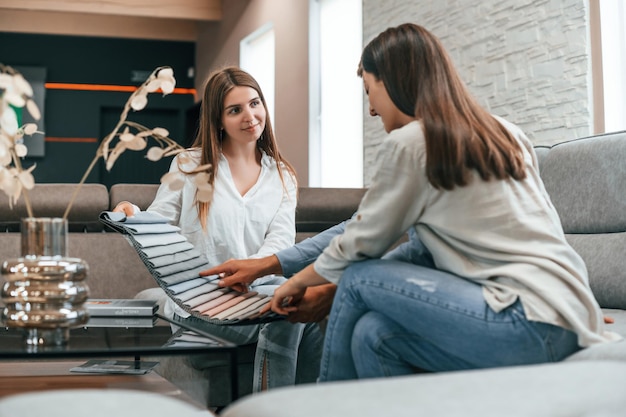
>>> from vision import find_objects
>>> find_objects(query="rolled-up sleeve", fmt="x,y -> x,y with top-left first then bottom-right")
277,220 -> 348,277
313,122 -> 430,283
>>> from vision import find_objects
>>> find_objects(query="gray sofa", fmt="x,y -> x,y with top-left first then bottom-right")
219,130 -> 626,417
1,130 -> 624,415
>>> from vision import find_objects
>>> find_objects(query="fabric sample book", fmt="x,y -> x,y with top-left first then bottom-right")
99,211 -> 282,325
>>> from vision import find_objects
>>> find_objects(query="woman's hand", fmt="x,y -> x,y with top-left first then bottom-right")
285,284 -> 337,323
113,201 -> 136,217
261,264 -> 330,316
200,256 -> 282,293
266,278 -> 308,315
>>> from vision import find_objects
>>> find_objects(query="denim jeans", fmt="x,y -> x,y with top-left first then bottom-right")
319,259 -> 581,382
171,275 -> 324,391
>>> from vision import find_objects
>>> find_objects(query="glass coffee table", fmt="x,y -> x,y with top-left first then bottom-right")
0,314 -> 239,401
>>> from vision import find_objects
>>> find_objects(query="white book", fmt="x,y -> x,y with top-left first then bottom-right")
85,299 -> 158,317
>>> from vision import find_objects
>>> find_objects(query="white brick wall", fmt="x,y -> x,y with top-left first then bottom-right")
362,0 -> 591,185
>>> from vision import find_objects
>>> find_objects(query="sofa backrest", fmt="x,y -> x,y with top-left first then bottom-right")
0,183 -> 156,299
295,187 -> 365,242
109,183 -> 159,212
0,183 -> 109,232
108,183 -> 366,242
535,130 -> 626,309
2,134 -> 622,305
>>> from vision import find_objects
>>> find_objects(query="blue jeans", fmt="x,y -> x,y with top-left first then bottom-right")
319,259 -> 581,381
171,276 -> 324,391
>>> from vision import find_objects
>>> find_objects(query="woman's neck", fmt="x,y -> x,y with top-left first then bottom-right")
221,140 -> 260,163
221,140 -> 262,196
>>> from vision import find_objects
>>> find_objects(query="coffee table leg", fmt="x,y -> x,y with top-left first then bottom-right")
230,349 -> 239,402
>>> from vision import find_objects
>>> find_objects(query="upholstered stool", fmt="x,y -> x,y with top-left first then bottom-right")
0,389 -> 215,416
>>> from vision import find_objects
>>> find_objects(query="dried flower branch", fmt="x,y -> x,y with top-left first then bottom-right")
0,64 -> 212,221
0,64 -> 42,216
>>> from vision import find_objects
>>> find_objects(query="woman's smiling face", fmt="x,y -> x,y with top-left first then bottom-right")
221,85 -> 266,145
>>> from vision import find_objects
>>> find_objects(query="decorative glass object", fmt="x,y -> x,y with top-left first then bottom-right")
1,218 -> 90,347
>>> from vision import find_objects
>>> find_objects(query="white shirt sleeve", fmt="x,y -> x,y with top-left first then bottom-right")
146,157 -> 184,225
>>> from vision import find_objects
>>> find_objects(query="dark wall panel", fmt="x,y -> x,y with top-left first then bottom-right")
0,32 -> 196,186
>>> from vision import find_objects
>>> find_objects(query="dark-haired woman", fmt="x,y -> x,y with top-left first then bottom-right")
265,24 -> 620,382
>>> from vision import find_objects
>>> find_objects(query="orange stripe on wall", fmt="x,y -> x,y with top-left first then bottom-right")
45,137 -> 98,143
45,82 -> 196,96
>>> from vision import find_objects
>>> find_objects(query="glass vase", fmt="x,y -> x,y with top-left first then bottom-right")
1,217 -> 90,347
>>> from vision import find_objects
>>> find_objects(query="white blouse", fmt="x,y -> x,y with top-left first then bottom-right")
147,148 -> 297,318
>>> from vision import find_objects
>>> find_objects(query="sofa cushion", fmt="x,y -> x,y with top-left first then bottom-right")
566,233 -> 626,309
220,361 -> 626,417
0,388 -> 214,417
69,233 -> 158,299
565,339 -> 626,362
536,133 -> 626,310
601,308 -> 626,337
538,131 -> 626,234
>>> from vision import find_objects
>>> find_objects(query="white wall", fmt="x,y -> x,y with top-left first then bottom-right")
195,0 -> 310,184
194,0 -> 594,187
362,0 -> 591,185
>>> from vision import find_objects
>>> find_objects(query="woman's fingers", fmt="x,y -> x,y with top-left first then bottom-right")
113,201 -> 135,217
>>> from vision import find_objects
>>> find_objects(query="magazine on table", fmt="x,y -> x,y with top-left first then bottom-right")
70,359 -> 159,375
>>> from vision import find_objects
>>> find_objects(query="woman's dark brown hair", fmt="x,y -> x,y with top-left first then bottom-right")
358,23 -> 526,189
189,66 -> 296,229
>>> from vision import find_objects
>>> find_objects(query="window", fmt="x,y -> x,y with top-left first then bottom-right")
240,23 -> 276,125
309,0 -> 363,187
592,0 -> 626,133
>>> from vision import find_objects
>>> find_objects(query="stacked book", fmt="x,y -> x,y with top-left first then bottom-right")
85,299 -> 159,328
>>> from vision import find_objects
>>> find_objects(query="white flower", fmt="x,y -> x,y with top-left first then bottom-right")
14,143 -> 28,158
146,146 -> 165,161
156,67 -> 176,95
0,64 -> 41,214
25,99 -> 41,121
23,123 -> 38,135
12,73 -> 33,97
130,93 -> 148,111
151,127 -> 169,137
161,171 -> 184,190
0,103 -> 19,135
